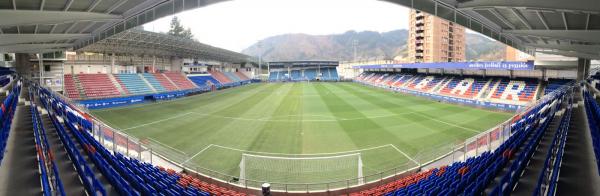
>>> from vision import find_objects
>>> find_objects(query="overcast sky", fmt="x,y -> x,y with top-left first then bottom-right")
144,0 -> 410,52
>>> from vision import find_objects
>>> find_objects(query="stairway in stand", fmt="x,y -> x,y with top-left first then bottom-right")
72,75 -> 86,98
108,74 -> 127,96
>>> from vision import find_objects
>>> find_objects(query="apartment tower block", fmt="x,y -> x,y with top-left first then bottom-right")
408,10 -> 466,63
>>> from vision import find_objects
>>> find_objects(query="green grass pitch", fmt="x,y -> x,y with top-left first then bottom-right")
91,82 -> 512,188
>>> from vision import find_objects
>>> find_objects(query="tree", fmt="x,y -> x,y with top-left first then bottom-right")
167,16 -> 194,40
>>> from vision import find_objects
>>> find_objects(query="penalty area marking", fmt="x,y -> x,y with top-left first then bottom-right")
412,112 -> 481,133
209,143 -> 417,166
165,143 -> 420,167
182,144 -> 214,164
121,112 -> 194,131
147,137 -> 186,155
390,144 -> 419,165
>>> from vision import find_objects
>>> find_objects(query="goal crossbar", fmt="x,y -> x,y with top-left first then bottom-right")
239,153 -> 364,185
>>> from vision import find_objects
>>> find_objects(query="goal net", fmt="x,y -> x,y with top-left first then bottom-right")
239,153 -> 364,186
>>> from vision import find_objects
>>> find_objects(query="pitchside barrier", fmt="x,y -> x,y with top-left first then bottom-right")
38,81 -> 575,193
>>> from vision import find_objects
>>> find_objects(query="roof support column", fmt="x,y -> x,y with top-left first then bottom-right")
152,56 -> 156,73
577,58 -> 590,81
111,53 -> 115,74
37,53 -> 43,86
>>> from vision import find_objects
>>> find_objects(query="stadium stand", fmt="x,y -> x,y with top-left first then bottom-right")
142,73 -> 167,92
152,73 -> 179,91
584,89 -> 600,174
63,74 -> 81,99
76,74 -> 121,98
163,72 -> 197,90
115,74 -> 155,95
355,72 -> 551,106
545,79 -> 573,95
234,72 -> 251,81
269,68 -> 339,81
188,75 -> 222,87
63,73 -> 202,100
208,70 -> 233,84
0,80 -> 20,165
223,72 -> 242,82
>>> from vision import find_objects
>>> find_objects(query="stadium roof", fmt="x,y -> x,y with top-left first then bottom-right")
0,0 -> 227,53
79,28 -> 254,63
1,0 -> 599,60
268,61 -> 339,69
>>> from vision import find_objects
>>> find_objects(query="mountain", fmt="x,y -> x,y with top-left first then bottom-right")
465,33 -> 506,61
242,30 -> 506,62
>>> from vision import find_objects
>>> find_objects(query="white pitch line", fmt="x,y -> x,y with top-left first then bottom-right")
121,112 -> 194,131
390,144 -> 419,165
121,111 -> 418,130
211,144 -> 395,156
147,137 -> 186,155
413,112 -> 481,133
183,144 -> 214,164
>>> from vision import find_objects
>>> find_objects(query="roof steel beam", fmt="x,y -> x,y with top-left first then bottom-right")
457,0 -> 600,14
585,13 -> 591,30
562,12 -> 569,30
106,0 -> 129,14
510,8 -> 532,30
527,43 -> 600,54
503,30 -> 600,43
40,0 -> 46,10
488,9 -> 516,29
0,10 -> 121,26
87,0 -> 103,12
64,0 -> 74,11
537,49 -> 600,59
0,43 -> 73,53
536,11 -> 550,30
0,34 -> 91,45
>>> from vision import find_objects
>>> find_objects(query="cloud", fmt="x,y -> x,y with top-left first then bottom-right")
144,0 -> 409,52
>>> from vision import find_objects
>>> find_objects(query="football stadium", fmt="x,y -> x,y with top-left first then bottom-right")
0,0 -> 600,196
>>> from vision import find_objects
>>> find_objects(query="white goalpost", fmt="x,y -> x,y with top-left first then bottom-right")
239,153 -> 364,186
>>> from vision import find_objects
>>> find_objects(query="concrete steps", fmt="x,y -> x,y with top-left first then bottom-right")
108,74 -> 127,95
72,75 -> 86,98
138,74 -> 158,93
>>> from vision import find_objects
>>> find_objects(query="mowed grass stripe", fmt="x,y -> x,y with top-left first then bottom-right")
247,83 -> 305,154
333,83 -> 474,133
91,83 -> 266,130
332,83 -> 475,154
189,83 -> 298,175
342,83 -> 511,132
166,83 -> 286,152
313,83 -> 404,149
336,83 -> 512,153
299,83 -> 359,153
97,84 -> 280,152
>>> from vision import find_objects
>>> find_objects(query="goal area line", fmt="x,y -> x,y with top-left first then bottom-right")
187,143 -> 417,163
